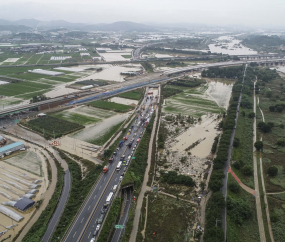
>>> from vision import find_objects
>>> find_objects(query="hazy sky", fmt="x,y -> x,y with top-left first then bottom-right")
0,0 -> 284,26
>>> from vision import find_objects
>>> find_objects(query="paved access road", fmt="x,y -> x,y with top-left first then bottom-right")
111,187 -> 132,242
62,95 -> 156,242
221,65 -> 247,240
42,169 -> 71,242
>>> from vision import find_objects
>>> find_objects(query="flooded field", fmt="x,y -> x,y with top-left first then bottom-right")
163,83 -> 223,117
171,114 -> 220,157
99,52 -> 132,61
158,79 -> 233,186
0,148 -> 48,240
70,111 -> 130,144
76,64 -> 142,82
208,36 -> 257,55
206,80 -> 233,109
109,97 -> 138,105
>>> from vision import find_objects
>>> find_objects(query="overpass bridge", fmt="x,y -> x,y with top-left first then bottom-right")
163,58 -> 285,75
1,58 -> 284,117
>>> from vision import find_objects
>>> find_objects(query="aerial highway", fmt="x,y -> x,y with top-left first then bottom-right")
62,94 -> 156,242
2,57 -> 285,118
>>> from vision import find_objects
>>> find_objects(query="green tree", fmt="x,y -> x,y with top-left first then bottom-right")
254,141 -> 263,150
248,112 -> 255,118
242,165 -> 253,176
269,106 -> 275,112
276,138 -> 285,147
276,105 -> 283,112
229,182 -> 240,193
268,166 -> 278,176
233,137 -> 240,147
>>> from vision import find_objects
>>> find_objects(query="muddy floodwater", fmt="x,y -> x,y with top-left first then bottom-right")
171,114 -> 220,158
109,97 -> 138,105
206,80 -> 233,109
208,36 -> 257,55
70,112 -> 130,143
77,64 -> 142,82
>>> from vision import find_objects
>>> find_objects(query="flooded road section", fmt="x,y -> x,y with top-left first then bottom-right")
171,114 -> 220,158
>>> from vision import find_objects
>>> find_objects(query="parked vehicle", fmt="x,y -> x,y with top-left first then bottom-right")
109,157 -> 114,163
119,175 -> 123,181
119,141 -> 124,148
96,213 -> 105,224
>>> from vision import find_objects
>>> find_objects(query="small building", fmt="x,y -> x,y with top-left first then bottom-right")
0,142 -> 25,157
0,135 -> 6,145
14,197 -> 35,211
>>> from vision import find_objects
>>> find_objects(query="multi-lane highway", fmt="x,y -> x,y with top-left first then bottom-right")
62,94 -> 156,242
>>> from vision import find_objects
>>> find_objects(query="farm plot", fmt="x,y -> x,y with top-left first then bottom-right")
163,84 -> 224,117
117,88 -> 142,100
88,100 -> 133,113
3,151 -> 42,176
24,116 -> 84,139
50,111 -> 101,126
0,81 -> 53,96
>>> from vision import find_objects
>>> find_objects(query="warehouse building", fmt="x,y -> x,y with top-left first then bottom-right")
14,197 -> 35,211
0,142 -> 25,157
28,69 -> 65,76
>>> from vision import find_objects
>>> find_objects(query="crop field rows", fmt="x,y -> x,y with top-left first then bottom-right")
163,85 -> 223,117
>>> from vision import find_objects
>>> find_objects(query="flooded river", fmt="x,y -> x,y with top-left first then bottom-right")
208,36 -> 257,55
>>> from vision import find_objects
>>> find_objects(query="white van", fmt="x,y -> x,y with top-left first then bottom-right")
128,155 -> 131,160
112,185 -> 118,192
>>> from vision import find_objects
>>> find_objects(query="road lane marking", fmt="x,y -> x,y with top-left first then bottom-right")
81,218 -> 85,223
88,205 -> 91,210
94,195 -> 96,199
88,232 -> 91,238
73,231 -> 77,238
99,186 -> 101,189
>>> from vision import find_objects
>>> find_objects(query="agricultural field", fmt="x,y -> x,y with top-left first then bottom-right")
88,100 -> 133,112
50,112 -> 101,126
163,83 -> 225,117
0,81 -> 53,97
3,151 -> 43,176
138,193 -> 196,242
23,116 -> 84,139
117,88 -> 142,100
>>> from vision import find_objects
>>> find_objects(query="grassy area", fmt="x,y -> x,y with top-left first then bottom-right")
230,106 -> 254,188
117,89 -> 142,100
50,112 -> 101,126
97,198 -> 121,242
226,173 -> 260,242
0,81 -> 52,96
267,193 -> 285,242
121,55 -> 132,58
142,193 -> 195,242
22,157 -> 64,242
23,116 -> 84,139
88,121 -> 124,146
89,100 -> 133,113
50,150 -> 102,241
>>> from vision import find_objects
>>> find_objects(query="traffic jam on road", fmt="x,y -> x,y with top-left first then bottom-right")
89,93 -> 158,242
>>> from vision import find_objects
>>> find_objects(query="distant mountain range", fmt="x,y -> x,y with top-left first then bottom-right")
0,19 -> 156,32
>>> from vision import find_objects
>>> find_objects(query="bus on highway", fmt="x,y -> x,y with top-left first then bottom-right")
106,192 -> 114,204
116,161 -> 122,171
